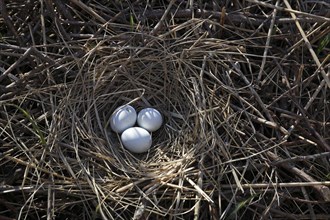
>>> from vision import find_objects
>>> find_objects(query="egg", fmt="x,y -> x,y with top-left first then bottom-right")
121,127 -> 152,153
110,105 -> 137,133
137,108 -> 163,132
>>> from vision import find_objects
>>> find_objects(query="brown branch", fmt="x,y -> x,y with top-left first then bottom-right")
119,9 -> 330,26
244,125 -> 330,201
0,46 -> 67,85
283,0 -> 330,88
267,151 -> 330,202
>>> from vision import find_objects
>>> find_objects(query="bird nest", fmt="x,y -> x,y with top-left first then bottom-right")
0,1 -> 329,219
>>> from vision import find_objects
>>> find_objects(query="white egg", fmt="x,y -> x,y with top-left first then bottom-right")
137,108 -> 163,132
121,127 -> 152,153
110,105 -> 137,133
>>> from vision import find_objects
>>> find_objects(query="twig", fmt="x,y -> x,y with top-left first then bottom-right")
303,57 -> 330,111
221,181 -> 330,189
0,185 -> 35,194
150,0 -> 176,36
193,154 -> 204,220
246,0 -> 330,22
0,46 -> 67,83
185,176 -> 214,204
271,152 -> 330,165
231,104 -> 289,135
3,155 -> 73,181
267,151 -> 330,201
301,186 -> 316,220
0,0 -> 23,45
232,62 -> 276,125
122,9 -> 329,27
53,0 -> 75,21
47,173 -> 55,220
290,96 -> 330,152
69,0 -> 107,24
258,0 -> 279,82
283,0 -> 330,88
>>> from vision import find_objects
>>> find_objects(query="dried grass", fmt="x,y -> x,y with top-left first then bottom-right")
0,0 -> 329,219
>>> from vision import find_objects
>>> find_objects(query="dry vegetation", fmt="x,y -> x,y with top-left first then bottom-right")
0,0 -> 330,219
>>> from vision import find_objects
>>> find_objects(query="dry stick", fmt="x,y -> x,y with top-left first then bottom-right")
188,0 -> 194,16
271,152 -> 330,165
286,23 -> 329,56
258,0 -> 279,82
279,192 -> 329,205
137,9 -> 329,26
185,176 -> 214,204
231,104 -> 289,135
278,83 -> 330,152
232,62 -> 276,125
149,0 -> 176,36
193,57 -> 207,220
44,0 -> 71,42
246,0 -> 330,23
3,155 -> 73,181
244,125 -> 330,201
40,0 -> 48,51
260,117 -> 317,146
193,143 -> 206,219
53,0 -> 75,22
266,51 -> 330,152
0,47 -> 33,82
251,203 -> 297,220
42,0 -> 56,157
301,186 -> 316,220
232,100 -> 319,147
292,99 -> 330,152
283,0 -> 330,88
89,0 -> 142,38
218,6 -> 226,38
0,185 -> 35,194
47,173 -> 55,220
69,0 -> 107,24
268,151 -> 330,202
266,45 -> 329,110
270,63 -> 329,152
0,46 -> 67,83
260,191 -> 278,220
304,61 -> 330,111
270,104 -> 330,126
109,0 -> 142,23
0,0 -> 23,45
133,183 -> 163,216
308,125 -> 330,152
304,77 -> 329,111
40,0 -> 59,161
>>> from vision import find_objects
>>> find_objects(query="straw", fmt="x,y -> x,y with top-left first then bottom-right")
0,1 -> 329,219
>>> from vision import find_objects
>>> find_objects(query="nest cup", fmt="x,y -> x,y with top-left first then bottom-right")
69,35 -> 232,191
79,44 -> 211,176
